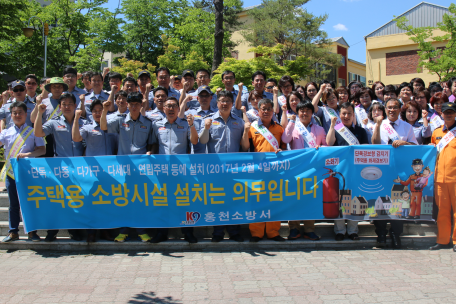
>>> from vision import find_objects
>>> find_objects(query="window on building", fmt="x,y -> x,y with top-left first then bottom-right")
338,78 -> 346,87
348,72 -> 366,86
341,55 -> 346,66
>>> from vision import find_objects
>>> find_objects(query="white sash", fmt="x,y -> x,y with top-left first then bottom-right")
247,109 -> 260,118
429,113 -> 444,132
382,121 -> 400,142
0,126 -> 33,181
355,105 -> 368,125
334,123 -> 359,145
324,106 -> 342,125
437,126 -> 456,152
278,95 -> 286,107
251,121 -> 280,151
295,121 -> 317,148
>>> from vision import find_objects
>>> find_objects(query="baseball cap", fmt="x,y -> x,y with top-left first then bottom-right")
441,102 -> 456,113
138,70 -> 151,79
197,85 -> 212,95
182,69 -> 195,78
12,80 -> 25,89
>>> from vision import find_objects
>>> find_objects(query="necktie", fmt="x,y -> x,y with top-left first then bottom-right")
388,122 -> 395,144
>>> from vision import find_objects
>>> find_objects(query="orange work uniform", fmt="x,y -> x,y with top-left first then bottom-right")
431,123 -> 456,245
400,173 -> 427,217
248,120 -> 287,238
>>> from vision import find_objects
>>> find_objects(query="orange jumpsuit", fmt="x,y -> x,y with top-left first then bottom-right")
432,124 -> 456,245
400,173 -> 427,217
248,120 -> 287,238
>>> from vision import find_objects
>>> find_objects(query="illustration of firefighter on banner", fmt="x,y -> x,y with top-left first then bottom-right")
11,145 -> 436,232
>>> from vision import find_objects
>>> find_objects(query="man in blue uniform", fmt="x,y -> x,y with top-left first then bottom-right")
0,81 -> 36,129
145,87 -> 167,122
63,67 -> 85,107
82,72 -> 110,121
149,67 -> 180,110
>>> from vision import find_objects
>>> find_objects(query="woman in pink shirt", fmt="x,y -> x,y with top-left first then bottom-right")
281,102 -> 327,241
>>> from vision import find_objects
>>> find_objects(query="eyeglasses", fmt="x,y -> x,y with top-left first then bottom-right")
259,107 -> 273,112
64,74 -> 77,79
266,86 -> 274,90
164,104 -> 178,109
199,94 -> 211,99
13,88 -> 25,92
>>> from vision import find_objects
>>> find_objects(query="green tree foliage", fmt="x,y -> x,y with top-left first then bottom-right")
111,58 -> 156,85
396,4 -> 456,81
241,0 -> 341,82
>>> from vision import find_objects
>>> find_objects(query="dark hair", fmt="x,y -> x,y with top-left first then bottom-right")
429,83 -> 443,95
348,81 -> 363,92
266,78 -> 277,86
401,100 -> 422,122
339,101 -> 355,111
278,75 -> 295,93
303,82 -> 319,101
384,84 -> 398,96
335,86 -> 349,98
322,88 -> 338,105
127,92 -> 143,103
154,86 -> 168,96
368,102 -> 386,121
156,67 -> 170,77
108,72 -> 122,81
222,70 -> 235,80
81,71 -> 93,79
321,79 -> 336,89
398,82 -> 413,94
89,99 -> 104,112
58,92 -> 76,105
286,91 -> 303,111
251,71 -> 266,82
217,90 -> 234,102
25,74 -> 38,82
40,77 -> 48,85
248,90 -> 263,102
410,77 -> 425,90
430,92 -> 449,107
296,101 -> 314,114
354,87 -> 375,103
413,87 -> 431,104
295,85 -> 305,92
197,69 -> 210,77
9,101 -> 27,112
90,72 -> 103,82
449,77 -> 456,90
258,98 -> 273,109
114,90 -> 128,100
371,81 -> 385,93
165,97 -> 179,105
123,76 -> 138,86
386,98 -> 401,108
63,67 -> 77,76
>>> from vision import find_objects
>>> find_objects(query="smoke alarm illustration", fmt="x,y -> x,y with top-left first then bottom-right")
360,166 -> 382,180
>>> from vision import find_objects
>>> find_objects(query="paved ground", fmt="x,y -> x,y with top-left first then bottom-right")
1,247 -> 456,304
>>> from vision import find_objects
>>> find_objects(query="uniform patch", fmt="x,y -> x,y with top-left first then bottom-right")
151,113 -> 160,116
177,125 -> 184,129
122,123 -> 129,128
140,125 -> 147,129
232,122 -> 239,126
212,121 -> 220,126
159,127 -> 166,131
194,115 -> 202,118
57,125 -> 66,129
85,100 -> 93,104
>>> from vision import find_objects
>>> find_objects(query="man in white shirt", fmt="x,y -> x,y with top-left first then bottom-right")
371,98 -> 418,249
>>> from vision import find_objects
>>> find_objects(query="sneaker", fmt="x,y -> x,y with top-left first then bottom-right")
28,232 -> 41,242
303,232 -> 320,241
249,237 -> 261,242
288,228 -> 301,240
335,233 -> 344,241
114,234 -> 129,242
2,232 -> 19,243
229,234 -> 244,242
150,233 -> 168,244
269,235 -> 286,242
138,234 -> 151,242
44,232 -> 57,242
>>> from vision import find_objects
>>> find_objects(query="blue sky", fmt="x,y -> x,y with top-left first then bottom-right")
103,0 -> 453,63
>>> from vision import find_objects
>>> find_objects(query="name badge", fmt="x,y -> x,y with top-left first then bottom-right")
212,121 -> 220,126
122,123 -> 129,128
140,125 -> 147,129
159,127 -> 166,131
177,125 -> 184,129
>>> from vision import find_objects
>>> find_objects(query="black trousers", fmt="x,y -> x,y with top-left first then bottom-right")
157,227 -> 193,235
374,220 -> 404,236
212,225 -> 241,237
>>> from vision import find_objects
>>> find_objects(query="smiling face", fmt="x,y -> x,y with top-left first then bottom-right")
434,100 -> 444,115
50,84 -> 64,99
116,95 -> 128,113
401,192 -> 410,200
400,86 -> 412,101
63,73 -> 77,90
196,71 -> 210,87
405,105 -> 419,124
375,84 -> 384,100
82,76 -> 92,90
157,71 -> 170,88
386,99 -> 401,121
298,107 -> 313,125
359,92 -> 372,109
10,106 -> 26,126
288,94 -> 300,112
25,78 -> 38,95
154,90 -> 168,111
249,95 -> 262,110
59,97 -> 76,116
91,74 -> 103,93
412,164 -> 423,174
325,93 -> 338,109
340,107 -> 354,127
414,92 -> 427,109
422,168 -> 430,177
217,96 -> 233,114
338,89 -> 349,103
252,75 -> 266,92
258,102 -> 274,123
91,104 -> 103,123
372,106 -> 383,119
222,72 -> 235,90
280,81 -> 293,97
306,85 -> 317,100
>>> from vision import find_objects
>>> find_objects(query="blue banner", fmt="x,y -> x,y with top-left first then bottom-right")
12,145 -> 436,232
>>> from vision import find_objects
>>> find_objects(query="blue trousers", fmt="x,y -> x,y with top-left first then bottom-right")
212,225 -> 241,237
6,176 -> 20,233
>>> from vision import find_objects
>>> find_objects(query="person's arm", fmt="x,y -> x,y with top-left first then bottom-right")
179,80 -> 191,106
234,83 -> 243,110
72,110 -> 84,142
34,104 -> 48,137
100,100 -> 111,131
17,145 -> 46,159
371,116 -> 383,144
102,67 -> 110,80
280,104 -> 288,130
79,94 -> 86,118
41,78 -> 51,99
241,121 -> 251,152
241,106 -> 249,124
282,114 -> 296,144
30,94 -> 43,123
107,85 -> 118,113
326,116 -> 337,146
273,86 -> 279,114
142,83 -> 152,113
199,118 -> 212,144
312,83 -> 327,113
178,94 -> 187,119
187,114 -> 198,145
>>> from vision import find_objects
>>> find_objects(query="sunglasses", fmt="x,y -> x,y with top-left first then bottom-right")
266,86 -> 274,89
13,88 -> 25,93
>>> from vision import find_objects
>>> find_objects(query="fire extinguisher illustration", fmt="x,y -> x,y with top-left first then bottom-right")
322,168 -> 345,219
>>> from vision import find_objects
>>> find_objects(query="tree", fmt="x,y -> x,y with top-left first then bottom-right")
241,0 -> 341,82
395,4 -> 456,81
111,58 -> 156,85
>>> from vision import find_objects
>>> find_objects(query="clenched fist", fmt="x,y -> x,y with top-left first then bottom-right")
204,118 -> 212,130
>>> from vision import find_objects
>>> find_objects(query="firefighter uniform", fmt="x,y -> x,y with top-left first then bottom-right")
399,161 -> 427,218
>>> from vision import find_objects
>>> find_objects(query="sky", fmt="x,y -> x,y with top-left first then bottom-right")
103,0 -> 454,64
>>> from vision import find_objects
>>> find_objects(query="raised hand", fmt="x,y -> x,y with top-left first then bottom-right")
241,106 -> 246,113
187,114 -> 194,126
79,94 -> 85,104
238,83 -> 243,92
111,84 -> 119,94
103,100 -> 111,109
273,86 -> 279,95
330,116 -> 338,126
289,114 -> 296,121
36,94 -> 43,105
204,118 -> 212,129
281,104 -> 288,112
374,115 -> 384,125
75,109 -> 83,119
244,121 -> 251,131
38,103 -> 47,114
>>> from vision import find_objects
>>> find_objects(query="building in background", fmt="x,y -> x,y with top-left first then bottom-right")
364,2 -> 449,87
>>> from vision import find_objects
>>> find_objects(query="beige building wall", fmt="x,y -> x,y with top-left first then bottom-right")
231,12 -> 255,60
366,30 -> 447,86
348,60 -> 365,78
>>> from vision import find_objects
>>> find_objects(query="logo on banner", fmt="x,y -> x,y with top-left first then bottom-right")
182,212 -> 201,225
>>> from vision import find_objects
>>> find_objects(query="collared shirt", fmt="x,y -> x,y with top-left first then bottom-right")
26,94 -> 37,103
83,88 -> 93,94
241,90 -> 272,110
0,97 -> 36,129
334,124 -> 369,146
0,124 -> 45,160
41,97 -> 62,122
80,121 -> 117,156
42,116 -> 85,157
106,113 -> 154,155
152,117 -> 191,155
248,119 -> 286,152
65,86 -> 86,107
185,107 -> 215,154
282,121 -> 327,149
432,122 -> 456,183
148,87 -> 181,110
145,108 -> 166,122
378,118 -> 418,145
202,111 -> 245,153
315,105 -> 341,133
84,91 -> 110,121
107,110 -> 129,122
410,121 -> 432,145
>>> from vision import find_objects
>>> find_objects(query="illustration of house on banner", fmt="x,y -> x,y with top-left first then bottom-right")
340,190 -> 352,215
391,184 -> 408,202
421,195 -> 433,215
351,196 -> 368,215
375,195 -> 393,215
392,200 -> 402,216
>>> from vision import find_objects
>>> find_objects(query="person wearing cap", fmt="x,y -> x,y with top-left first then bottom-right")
82,72 -> 110,121
0,80 -> 36,129
144,87 -> 167,121
430,102 -> 456,251
221,70 -> 243,117
24,74 -> 39,102
100,92 -> 154,243
371,98 -> 418,249
81,71 -> 94,94
241,71 -> 273,110
1,101 -> 46,243
199,91 -> 250,242
172,75 -> 183,91
34,92 -> 86,242
63,67 -> 85,107
149,67 -> 181,110
149,97 -> 199,243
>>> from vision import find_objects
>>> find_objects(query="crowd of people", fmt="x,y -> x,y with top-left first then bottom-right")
1,66 -> 455,252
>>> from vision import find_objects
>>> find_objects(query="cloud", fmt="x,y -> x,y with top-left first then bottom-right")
333,23 -> 348,31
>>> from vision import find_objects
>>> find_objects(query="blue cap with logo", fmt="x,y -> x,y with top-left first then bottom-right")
12,80 -> 25,88
197,85 -> 212,95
